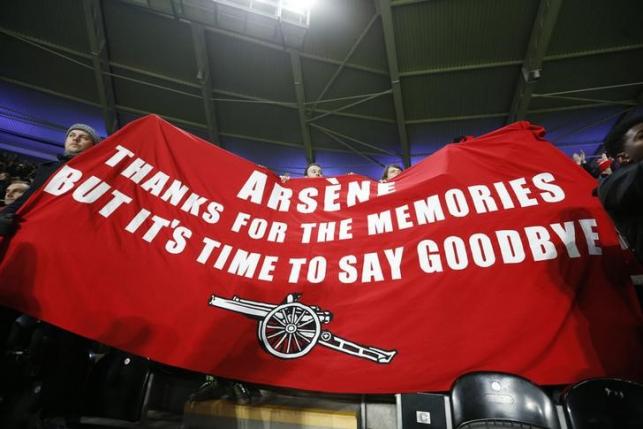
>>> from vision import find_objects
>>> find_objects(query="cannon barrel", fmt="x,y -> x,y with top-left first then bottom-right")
210,294 -> 333,323
208,295 -> 275,319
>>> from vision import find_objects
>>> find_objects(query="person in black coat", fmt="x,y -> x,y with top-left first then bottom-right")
0,123 -> 101,428
598,115 -> 643,264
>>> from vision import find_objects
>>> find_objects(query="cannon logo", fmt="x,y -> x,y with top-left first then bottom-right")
208,294 -> 397,364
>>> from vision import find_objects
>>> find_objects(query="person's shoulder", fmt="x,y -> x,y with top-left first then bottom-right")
597,162 -> 641,201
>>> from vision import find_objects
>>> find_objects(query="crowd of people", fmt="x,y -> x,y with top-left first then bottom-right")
0,124 -> 104,428
0,115 -> 642,427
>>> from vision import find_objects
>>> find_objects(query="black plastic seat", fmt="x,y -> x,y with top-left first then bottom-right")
562,378 -> 643,429
451,372 -> 559,429
82,349 -> 151,422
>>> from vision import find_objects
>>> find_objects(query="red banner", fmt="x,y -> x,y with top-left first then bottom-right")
0,116 -> 641,393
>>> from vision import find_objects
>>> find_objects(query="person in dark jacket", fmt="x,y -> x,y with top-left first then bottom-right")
598,115 -> 643,263
0,123 -> 100,428
0,123 -> 100,235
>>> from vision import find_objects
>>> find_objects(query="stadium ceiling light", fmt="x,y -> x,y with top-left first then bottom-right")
212,0 -> 314,27
281,0 -> 316,16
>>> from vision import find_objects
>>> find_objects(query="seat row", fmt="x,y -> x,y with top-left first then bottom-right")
399,371 -> 643,429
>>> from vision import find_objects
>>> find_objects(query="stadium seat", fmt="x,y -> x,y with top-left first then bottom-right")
562,378 -> 643,429
82,349 -> 151,423
450,372 -> 559,429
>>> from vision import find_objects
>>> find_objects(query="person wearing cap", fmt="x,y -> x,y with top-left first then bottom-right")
0,125 -> 101,427
0,123 -> 101,235
598,115 -> 643,263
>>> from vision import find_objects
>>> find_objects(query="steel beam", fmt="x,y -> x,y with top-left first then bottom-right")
400,60 -> 522,77
82,0 -> 119,134
311,13 -> 380,113
507,0 -> 563,123
544,43 -> 643,62
118,1 -> 388,77
3,75 -> 634,151
289,51 -> 315,162
0,26 -> 393,123
0,76 -> 103,108
191,23 -> 221,145
317,127 -> 385,167
108,62 -> 393,122
529,102 -> 636,115
308,89 -> 391,123
391,0 -> 431,6
17,24 -> 637,127
405,98 -> 635,125
535,81 -> 643,97
117,104 -> 382,154
406,112 -> 507,125
376,0 -> 411,167
310,123 -> 397,156
398,43 -> 643,78
531,94 -> 637,106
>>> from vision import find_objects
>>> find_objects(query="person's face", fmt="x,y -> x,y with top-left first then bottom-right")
64,129 -> 94,155
4,182 -> 29,205
386,166 -> 402,179
618,123 -> 643,165
306,165 -> 323,177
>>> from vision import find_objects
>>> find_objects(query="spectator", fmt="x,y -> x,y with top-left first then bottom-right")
0,124 -> 100,235
0,154 -> 36,204
572,149 -> 596,176
0,165 -> 8,205
3,180 -> 30,207
598,114 -> 643,263
0,124 -> 101,428
381,164 -> 403,181
304,162 -> 323,178
279,172 -> 291,183
451,135 -> 473,143
572,150 -> 585,166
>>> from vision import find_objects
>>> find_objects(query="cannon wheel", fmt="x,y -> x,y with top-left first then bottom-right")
258,303 -> 321,359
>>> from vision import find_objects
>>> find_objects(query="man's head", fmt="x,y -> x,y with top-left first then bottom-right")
604,115 -> 643,166
64,123 -> 100,156
4,181 -> 30,205
304,163 -> 323,178
382,164 -> 403,180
